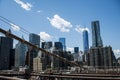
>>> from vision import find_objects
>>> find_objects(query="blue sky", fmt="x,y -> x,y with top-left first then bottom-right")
0,0 -> 120,58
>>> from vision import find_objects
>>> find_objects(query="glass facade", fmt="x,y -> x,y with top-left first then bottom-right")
59,38 -> 66,51
74,47 -> 79,53
15,41 -> 27,67
41,42 -> 53,70
54,42 -> 63,50
92,21 -> 103,48
29,33 -> 40,47
28,33 -> 40,70
83,30 -> 89,52
41,42 -> 52,49
9,49 -> 15,69
0,36 -> 13,70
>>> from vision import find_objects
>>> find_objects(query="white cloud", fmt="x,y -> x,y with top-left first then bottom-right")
114,49 -> 120,58
47,14 -> 72,32
37,10 -> 42,13
14,0 -> 32,11
10,23 -> 20,31
39,32 -> 53,41
75,25 -> 89,34
67,47 -> 74,52
114,49 -> 120,53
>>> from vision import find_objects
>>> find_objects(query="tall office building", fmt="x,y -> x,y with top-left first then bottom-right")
0,35 -> 13,70
54,42 -> 63,50
15,37 -> 27,67
29,33 -> 40,47
87,46 -> 116,67
59,38 -> 66,51
74,47 -> 79,53
83,30 -> 89,62
53,50 -> 73,69
9,49 -> 15,69
83,30 -> 89,53
73,47 -> 82,62
86,21 -> 117,67
41,42 -> 52,49
91,21 -> 103,48
27,33 -> 40,70
41,42 -> 53,70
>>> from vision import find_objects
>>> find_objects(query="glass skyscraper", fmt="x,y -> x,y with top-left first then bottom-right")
91,21 -> 103,48
41,42 -> 53,70
15,36 -> 27,67
74,47 -> 79,53
83,30 -> 89,52
41,42 -> 52,49
0,36 -> 13,70
54,42 -> 63,50
59,38 -> 66,51
29,33 -> 40,47
27,33 -> 40,70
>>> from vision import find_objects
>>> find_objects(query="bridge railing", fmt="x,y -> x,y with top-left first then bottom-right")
80,66 -> 120,74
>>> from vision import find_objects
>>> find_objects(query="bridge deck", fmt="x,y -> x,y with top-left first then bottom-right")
1,73 -> 120,80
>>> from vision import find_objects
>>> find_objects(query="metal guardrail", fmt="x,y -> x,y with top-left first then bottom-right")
80,66 -> 120,74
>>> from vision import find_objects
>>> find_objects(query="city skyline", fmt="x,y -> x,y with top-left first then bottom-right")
0,0 -> 120,58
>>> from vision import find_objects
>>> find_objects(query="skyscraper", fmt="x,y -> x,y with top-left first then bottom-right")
59,38 -> 66,51
86,21 -> 117,68
9,49 -> 15,69
91,21 -> 103,48
29,33 -> 40,47
73,47 -> 82,62
41,42 -> 52,49
87,46 -> 116,67
0,36 -> 13,70
83,30 -> 89,53
41,42 -> 53,70
74,47 -> 79,53
54,42 -> 63,50
27,33 -> 40,70
15,37 -> 27,67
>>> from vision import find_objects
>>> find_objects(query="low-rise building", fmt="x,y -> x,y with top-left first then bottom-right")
33,57 -> 42,72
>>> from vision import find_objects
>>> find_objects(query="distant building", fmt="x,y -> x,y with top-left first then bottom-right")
41,42 -> 52,49
29,33 -> 40,47
0,35 -> 13,70
33,57 -> 42,72
117,57 -> 120,65
83,30 -> 89,62
83,30 -> 89,53
87,21 -> 117,68
59,38 -> 66,51
87,46 -> 116,68
72,47 -> 83,62
26,33 -> 40,70
74,47 -> 79,53
9,49 -> 15,69
72,53 -> 81,62
53,50 -> 73,70
54,42 -> 63,51
41,42 -> 53,70
15,37 -> 27,67
91,21 -> 103,48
